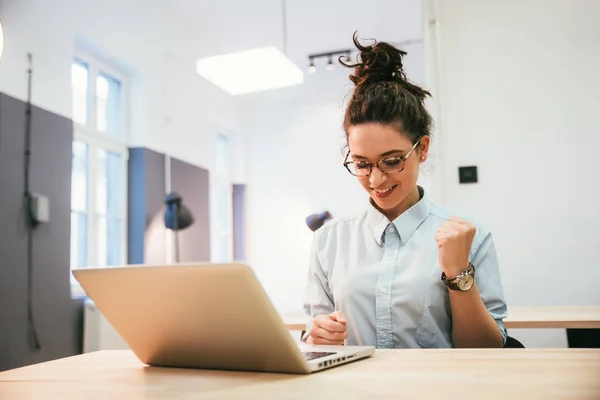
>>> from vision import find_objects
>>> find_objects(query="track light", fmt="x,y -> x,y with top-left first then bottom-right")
308,58 -> 316,74
326,57 -> 334,71
306,49 -> 352,73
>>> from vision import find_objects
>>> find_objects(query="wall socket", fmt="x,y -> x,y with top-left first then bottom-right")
458,166 -> 478,184
30,193 -> 50,223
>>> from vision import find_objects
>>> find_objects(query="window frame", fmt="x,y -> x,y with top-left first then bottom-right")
70,49 -> 129,297
210,131 -> 234,263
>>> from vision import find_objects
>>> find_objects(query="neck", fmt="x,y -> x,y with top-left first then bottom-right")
378,186 -> 421,221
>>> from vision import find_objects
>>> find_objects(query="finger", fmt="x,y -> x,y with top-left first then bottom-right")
435,232 -> 453,247
309,336 -> 345,346
315,315 -> 347,332
436,224 -> 456,234
450,217 -> 476,231
329,311 -> 347,325
309,326 -> 348,342
435,230 -> 457,240
438,221 -> 463,232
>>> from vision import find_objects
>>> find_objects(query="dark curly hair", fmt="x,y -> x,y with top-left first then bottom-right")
340,32 -> 433,145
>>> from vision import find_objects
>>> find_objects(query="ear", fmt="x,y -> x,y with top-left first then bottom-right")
418,136 -> 431,163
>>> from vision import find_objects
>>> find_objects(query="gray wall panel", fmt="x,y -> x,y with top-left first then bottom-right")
170,158 -> 210,262
0,93 -> 83,372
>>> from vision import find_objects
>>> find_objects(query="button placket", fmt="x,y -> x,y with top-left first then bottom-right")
375,223 -> 400,348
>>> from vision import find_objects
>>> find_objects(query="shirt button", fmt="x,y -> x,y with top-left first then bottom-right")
387,226 -> 395,234
379,287 -> 387,293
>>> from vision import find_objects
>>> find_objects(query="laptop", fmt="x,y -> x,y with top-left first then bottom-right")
72,262 -> 374,374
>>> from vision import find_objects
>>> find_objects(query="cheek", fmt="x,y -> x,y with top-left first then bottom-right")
390,160 -> 420,185
358,177 -> 371,189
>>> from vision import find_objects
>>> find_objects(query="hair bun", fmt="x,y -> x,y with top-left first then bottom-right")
341,32 -> 430,102
341,32 -> 408,87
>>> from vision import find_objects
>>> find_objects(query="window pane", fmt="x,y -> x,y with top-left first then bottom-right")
219,233 -> 229,262
96,72 -> 122,136
213,186 -> 231,262
96,149 -> 124,217
216,134 -> 229,176
218,187 -> 230,231
106,218 -> 123,266
70,211 -> 88,283
71,141 -> 88,212
71,60 -> 88,125
97,216 -> 123,267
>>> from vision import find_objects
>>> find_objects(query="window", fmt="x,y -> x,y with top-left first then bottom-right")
211,133 -> 233,262
70,51 -> 128,296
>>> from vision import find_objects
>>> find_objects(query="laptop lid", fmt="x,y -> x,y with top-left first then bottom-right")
73,263 -> 312,374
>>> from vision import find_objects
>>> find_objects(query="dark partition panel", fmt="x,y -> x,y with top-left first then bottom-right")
170,158 -> 211,262
233,184 -> 246,261
0,93 -> 84,372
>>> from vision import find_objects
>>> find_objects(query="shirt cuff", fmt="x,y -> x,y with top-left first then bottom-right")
496,319 -> 507,346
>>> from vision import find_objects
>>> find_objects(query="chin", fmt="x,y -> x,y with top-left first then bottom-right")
371,194 -> 402,210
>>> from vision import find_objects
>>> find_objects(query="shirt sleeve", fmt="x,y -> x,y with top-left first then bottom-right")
470,230 -> 509,345
301,233 -> 335,342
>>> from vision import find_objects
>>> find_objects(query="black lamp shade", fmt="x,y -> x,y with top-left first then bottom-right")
306,211 -> 332,232
164,192 -> 194,231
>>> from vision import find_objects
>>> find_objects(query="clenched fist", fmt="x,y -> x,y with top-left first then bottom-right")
435,216 -> 476,278
306,311 -> 348,345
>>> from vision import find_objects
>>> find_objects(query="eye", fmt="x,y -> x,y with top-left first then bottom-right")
382,157 -> 402,167
356,161 -> 371,169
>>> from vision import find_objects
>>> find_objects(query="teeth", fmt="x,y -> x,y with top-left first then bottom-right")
374,186 -> 394,194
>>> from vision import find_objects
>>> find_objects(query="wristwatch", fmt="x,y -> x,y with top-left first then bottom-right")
441,263 -> 475,291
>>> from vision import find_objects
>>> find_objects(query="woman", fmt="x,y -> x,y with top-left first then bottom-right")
303,34 -> 508,349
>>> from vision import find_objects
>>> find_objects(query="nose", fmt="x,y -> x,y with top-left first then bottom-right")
369,166 -> 387,188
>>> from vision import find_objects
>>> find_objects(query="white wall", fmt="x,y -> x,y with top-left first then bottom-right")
0,0 -> 241,173
170,0 -> 423,70
240,43 -> 428,313
429,0 -> 600,346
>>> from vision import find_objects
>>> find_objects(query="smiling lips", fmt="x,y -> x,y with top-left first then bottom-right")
372,184 -> 398,199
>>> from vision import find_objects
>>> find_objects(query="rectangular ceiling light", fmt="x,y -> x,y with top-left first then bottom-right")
196,46 -> 304,96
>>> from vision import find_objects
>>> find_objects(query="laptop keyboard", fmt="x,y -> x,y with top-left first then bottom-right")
302,351 -> 337,361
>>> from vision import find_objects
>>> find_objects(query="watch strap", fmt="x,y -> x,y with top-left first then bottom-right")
441,262 -> 475,291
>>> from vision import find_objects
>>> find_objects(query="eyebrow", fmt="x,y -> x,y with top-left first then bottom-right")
352,149 -> 406,160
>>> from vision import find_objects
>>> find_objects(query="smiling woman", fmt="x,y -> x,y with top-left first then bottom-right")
302,32 -> 509,350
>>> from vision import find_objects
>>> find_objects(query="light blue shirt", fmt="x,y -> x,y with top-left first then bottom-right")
303,187 -> 508,348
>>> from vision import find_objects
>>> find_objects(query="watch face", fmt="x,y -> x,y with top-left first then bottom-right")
458,275 -> 474,291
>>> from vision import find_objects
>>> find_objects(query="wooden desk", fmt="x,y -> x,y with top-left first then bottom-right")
283,305 -> 600,331
1,349 -> 599,399
503,306 -> 600,329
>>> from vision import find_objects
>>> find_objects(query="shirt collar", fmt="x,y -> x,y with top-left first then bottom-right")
366,186 -> 431,246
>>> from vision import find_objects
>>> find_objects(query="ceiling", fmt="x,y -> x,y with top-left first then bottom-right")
169,0 -> 423,67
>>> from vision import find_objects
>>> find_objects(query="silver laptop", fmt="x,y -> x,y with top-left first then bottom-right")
72,262 -> 374,374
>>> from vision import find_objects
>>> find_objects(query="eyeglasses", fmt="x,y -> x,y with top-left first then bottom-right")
343,140 -> 420,177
